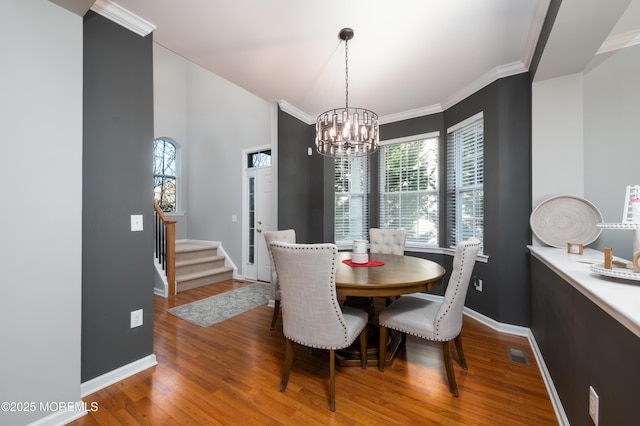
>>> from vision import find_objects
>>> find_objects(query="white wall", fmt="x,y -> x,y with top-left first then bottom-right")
1,1 -> 83,425
186,62 -> 273,269
153,46 -> 273,272
531,73 -> 585,246
584,45 -> 640,257
532,73 -> 585,207
153,44 -> 189,239
532,46 -> 640,258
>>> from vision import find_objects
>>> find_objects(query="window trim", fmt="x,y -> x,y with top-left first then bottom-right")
334,156 -> 370,246
378,132 -> 441,250
446,112 -> 484,252
331,127 -> 489,262
153,137 -> 180,213
380,131 -> 440,148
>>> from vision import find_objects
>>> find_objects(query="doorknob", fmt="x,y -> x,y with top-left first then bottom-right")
258,221 -> 263,225
257,228 -> 262,233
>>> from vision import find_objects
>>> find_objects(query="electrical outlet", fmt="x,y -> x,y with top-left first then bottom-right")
130,215 -> 143,232
472,276 -> 483,292
589,386 -> 599,425
130,309 -> 143,328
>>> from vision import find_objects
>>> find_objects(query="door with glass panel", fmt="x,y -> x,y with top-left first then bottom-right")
244,149 -> 272,281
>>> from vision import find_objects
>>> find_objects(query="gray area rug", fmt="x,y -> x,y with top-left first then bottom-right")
168,283 -> 270,327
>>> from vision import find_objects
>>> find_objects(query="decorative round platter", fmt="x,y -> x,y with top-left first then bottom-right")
590,263 -> 640,281
530,195 -> 603,248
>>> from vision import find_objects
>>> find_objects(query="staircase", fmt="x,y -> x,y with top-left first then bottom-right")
175,242 -> 234,292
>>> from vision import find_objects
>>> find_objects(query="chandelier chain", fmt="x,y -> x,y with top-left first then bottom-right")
344,37 -> 349,110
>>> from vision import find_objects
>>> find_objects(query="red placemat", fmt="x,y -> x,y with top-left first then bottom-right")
342,259 -> 385,267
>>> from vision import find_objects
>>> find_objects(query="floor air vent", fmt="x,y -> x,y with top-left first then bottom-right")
507,347 -> 530,366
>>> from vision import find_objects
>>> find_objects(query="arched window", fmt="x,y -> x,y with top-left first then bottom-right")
153,138 -> 177,212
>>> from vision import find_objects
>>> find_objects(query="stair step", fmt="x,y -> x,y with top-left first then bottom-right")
176,266 -> 234,292
176,255 -> 225,268
175,243 -> 219,262
176,255 -> 226,276
176,242 -> 219,252
171,242 -> 233,292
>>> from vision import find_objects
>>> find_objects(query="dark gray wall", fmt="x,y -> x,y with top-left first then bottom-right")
82,12 -> 154,381
443,73 -> 532,325
531,257 -> 640,425
278,73 -> 532,326
277,108 -> 324,243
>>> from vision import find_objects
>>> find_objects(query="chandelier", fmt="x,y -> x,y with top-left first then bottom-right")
315,28 -> 379,157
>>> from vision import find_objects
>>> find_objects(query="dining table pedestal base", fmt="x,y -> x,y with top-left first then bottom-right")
334,252 -> 445,367
335,326 -> 404,367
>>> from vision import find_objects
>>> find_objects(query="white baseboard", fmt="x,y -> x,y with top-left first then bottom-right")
416,294 -> 567,424
26,402 -> 87,426
527,329 -> 570,426
153,258 -> 168,297
80,354 -> 158,397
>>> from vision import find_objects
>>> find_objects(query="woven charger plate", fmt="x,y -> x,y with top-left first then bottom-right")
530,195 -> 603,248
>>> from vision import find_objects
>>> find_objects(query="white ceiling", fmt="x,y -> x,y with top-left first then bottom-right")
95,0 -> 640,124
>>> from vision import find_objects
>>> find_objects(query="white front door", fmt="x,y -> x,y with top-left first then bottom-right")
243,150 -> 273,282
255,167 -> 273,282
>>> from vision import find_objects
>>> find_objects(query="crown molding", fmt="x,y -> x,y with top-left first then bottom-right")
597,29 -> 640,55
91,0 -> 156,37
277,100 -> 315,124
378,104 -> 443,124
280,62 -> 527,125
441,61 -> 527,111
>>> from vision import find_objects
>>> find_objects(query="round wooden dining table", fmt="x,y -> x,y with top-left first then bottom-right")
336,252 -> 446,297
335,251 -> 446,367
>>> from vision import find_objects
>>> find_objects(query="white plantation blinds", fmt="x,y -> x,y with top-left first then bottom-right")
335,157 -> 369,244
447,113 -> 484,250
379,136 -> 439,247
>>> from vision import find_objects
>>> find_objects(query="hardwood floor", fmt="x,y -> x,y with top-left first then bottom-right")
70,280 -> 558,425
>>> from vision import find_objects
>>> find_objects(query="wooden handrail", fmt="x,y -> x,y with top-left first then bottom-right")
154,201 -> 177,295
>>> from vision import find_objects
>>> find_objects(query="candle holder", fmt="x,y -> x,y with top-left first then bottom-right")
352,239 -> 368,264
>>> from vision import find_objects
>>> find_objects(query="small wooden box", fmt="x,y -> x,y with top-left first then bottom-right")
567,242 -> 583,255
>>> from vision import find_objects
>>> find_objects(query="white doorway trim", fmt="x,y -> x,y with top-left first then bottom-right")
241,143 -> 278,282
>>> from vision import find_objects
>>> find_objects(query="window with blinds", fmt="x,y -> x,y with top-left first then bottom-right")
446,112 -> 484,251
379,136 -> 439,247
335,156 -> 369,244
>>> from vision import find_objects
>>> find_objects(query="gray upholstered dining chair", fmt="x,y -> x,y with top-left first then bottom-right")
369,228 -> 407,305
263,229 -> 296,330
269,241 -> 368,411
377,237 -> 481,397
369,228 -> 407,255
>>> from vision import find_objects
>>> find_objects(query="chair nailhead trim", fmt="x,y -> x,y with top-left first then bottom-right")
272,242 -> 351,346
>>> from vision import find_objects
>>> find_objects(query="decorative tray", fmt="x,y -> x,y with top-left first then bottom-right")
590,263 -> 640,281
530,195 -> 603,248
597,223 -> 640,230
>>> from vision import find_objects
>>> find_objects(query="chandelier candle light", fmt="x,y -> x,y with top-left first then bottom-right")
315,28 -> 379,157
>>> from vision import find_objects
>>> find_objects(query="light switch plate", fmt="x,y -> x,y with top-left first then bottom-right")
130,215 -> 143,231
130,309 -> 143,328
